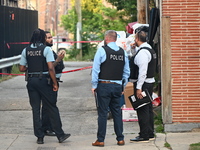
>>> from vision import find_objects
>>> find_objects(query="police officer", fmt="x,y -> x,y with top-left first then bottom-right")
19,28 -> 70,144
129,30 -> 156,142
91,30 -> 130,147
41,31 -> 65,136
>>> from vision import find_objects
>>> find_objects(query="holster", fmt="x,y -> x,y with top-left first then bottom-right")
25,70 -> 28,81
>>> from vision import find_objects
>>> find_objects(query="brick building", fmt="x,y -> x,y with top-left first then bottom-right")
17,0 -> 70,36
157,0 -> 200,131
3,0 -> 112,38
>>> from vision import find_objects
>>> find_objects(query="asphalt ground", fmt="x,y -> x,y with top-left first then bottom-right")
0,61 -> 199,150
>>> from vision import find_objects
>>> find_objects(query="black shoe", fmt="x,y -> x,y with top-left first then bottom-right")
45,130 -> 56,136
58,133 -> 71,143
130,136 -> 149,143
107,111 -> 113,120
37,137 -> 44,144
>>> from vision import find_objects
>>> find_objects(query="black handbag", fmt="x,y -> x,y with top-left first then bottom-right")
128,89 -> 153,110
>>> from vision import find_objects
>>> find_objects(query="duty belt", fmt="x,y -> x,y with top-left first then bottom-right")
98,81 -> 119,85
28,74 -> 49,78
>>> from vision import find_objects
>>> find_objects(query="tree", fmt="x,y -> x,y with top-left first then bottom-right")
105,0 -> 137,23
60,1 -> 126,59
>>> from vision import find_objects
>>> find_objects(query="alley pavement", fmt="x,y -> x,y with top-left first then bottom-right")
0,61 -> 200,150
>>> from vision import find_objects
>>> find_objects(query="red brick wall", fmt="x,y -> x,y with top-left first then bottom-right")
162,0 -> 200,122
38,0 -> 47,31
37,0 -> 69,36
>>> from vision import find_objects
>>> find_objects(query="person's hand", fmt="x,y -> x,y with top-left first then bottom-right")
130,42 -> 136,49
136,89 -> 143,99
57,50 -> 66,61
53,84 -> 58,91
91,88 -> 96,94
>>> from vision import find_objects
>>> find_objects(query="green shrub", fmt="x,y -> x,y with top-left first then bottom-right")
189,142 -> 200,150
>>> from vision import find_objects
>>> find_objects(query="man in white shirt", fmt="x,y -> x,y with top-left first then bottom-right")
129,30 -> 156,142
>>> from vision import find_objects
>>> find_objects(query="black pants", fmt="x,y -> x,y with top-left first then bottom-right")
41,81 -> 59,132
27,76 -> 64,139
134,82 -> 154,139
41,100 -> 56,132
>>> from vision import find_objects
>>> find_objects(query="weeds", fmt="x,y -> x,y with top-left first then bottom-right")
154,107 -> 164,133
0,64 -> 22,82
164,142 -> 172,149
189,142 -> 200,150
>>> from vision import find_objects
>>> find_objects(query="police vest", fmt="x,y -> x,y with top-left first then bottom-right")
53,51 -> 65,74
129,47 -> 156,80
26,45 -> 48,73
99,46 -> 125,80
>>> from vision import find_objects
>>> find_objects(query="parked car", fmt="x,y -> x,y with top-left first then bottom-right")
52,36 -> 73,53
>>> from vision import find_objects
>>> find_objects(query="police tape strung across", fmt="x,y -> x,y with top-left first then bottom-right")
0,66 -> 92,76
6,41 -> 101,49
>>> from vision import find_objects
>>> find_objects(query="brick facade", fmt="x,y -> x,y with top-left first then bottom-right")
18,0 -> 70,36
162,0 -> 200,123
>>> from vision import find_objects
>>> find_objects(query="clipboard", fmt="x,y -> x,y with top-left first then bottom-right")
128,89 -> 153,110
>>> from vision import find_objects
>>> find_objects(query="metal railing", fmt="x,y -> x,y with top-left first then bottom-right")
0,55 -> 21,69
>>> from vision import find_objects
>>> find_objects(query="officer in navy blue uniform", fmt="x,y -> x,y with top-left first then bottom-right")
41,31 -> 65,136
91,30 -> 130,147
19,28 -> 70,144
129,30 -> 156,143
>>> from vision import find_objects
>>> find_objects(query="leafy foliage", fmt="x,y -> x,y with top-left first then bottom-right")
71,0 -> 102,13
61,7 -> 77,34
61,1 -> 127,59
105,0 -> 137,23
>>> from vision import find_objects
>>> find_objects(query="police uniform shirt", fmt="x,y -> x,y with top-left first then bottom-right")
20,43 -> 55,74
55,72 -> 62,79
91,42 -> 130,89
134,42 -> 155,90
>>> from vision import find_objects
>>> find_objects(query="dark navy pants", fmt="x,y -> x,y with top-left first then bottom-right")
26,76 -> 64,139
96,83 -> 124,142
134,82 -> 154,139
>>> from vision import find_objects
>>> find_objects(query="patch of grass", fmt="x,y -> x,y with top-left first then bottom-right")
154,108 -> 164,133
154,112 -> 162,125
155,124 -> 164,133
189,142 -> 200,150
0,64 -> 22,82
11,64 -> 22,75
164,142 -> 172,149
0,75 -> 12,83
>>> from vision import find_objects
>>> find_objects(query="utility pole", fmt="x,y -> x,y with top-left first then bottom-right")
55,0 -> 59,52
75,0 -> 82,59
137,0 -> 146,24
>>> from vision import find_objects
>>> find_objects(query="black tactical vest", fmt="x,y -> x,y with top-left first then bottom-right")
53,51 -> 65,74
26,45 -> 48,73
129,47 -> 156,80
99,45 -> 125,80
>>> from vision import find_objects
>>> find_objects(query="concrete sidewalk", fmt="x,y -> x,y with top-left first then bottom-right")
1,132 -> 200,150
